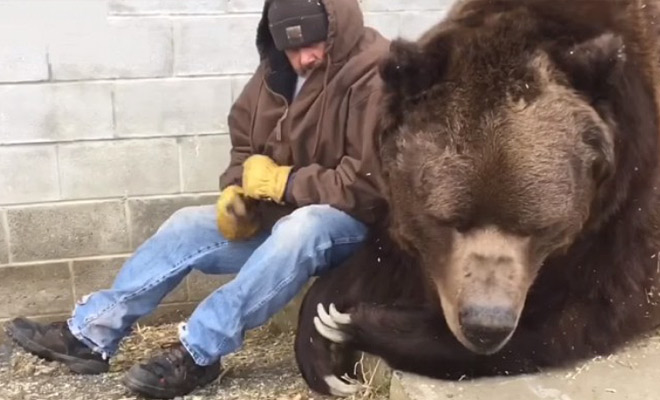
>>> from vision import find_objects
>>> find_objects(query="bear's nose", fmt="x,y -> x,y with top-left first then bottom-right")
459,305 -> 517,354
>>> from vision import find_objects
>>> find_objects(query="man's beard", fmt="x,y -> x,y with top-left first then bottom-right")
298,60 -> 325,77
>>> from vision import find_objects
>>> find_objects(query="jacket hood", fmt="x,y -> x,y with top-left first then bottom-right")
256,0 -> 365,64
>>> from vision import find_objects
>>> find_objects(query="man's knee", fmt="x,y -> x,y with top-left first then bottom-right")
157,205 -> 216,235
272,205 -> 365,245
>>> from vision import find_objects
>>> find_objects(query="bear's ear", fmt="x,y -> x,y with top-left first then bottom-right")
379,36 -> 451,99
554,32 -> 626,101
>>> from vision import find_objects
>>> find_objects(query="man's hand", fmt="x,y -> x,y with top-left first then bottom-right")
216,185 -> 260,241
242,155 -> 293,204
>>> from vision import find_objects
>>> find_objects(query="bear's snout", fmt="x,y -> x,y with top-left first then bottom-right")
436,226 -> 536,355
459,305 -> 517,354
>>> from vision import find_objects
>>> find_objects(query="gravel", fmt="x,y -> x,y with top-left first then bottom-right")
0,322 -> 389,400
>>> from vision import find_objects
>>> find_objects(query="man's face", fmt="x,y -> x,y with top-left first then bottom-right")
285,41 -> 327,77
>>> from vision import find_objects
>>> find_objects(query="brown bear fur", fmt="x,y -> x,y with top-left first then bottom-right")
294,0 -> 660,396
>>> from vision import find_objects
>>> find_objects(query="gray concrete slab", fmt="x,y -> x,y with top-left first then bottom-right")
390,335 -> 660,400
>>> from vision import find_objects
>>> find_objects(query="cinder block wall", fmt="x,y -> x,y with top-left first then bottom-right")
0,0 -> 451,324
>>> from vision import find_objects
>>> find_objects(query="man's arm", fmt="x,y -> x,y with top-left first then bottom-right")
218,68 -> 264,190
286,87 -> 387,224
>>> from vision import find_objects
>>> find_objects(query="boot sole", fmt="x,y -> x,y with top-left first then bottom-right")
5,320 -> 109,375
122,366 -> 221,399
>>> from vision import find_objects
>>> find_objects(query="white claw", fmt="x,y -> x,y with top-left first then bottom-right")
324,375 -> 361,397
314,303 -> 352,343
317,302 -> 340,329
314,316 -> 348,343
329,303 -> 352,324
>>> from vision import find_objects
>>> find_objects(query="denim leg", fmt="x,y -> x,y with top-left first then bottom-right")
179,204 -> 368,366
68,205 -> 268,358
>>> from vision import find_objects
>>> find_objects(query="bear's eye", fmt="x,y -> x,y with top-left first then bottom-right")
427,214 -> 473,233
515,224 -> 558,238
582,126 -> 603,149
454,218 -> 474,233
582,126 -> 613,186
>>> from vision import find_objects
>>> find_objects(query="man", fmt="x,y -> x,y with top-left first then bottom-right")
4,0 -> 389,398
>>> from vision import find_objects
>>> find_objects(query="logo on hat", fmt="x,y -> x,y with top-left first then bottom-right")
285,25 -> 304,46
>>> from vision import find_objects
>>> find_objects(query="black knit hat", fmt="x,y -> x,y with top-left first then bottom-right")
268,0 -> 329,51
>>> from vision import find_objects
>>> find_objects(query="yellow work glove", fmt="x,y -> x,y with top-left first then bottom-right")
216,185 -> 260,241
242,155 -> 293,204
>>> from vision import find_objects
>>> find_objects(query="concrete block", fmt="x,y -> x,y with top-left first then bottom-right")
186,274 -> 316,335
389,335 -> 660,400
0,1 -> 107,39
0,32 -> 47,83
364,12 -> 401,40
0,145 -> 59,206
361,0 -> 453,11
7,201 -> 129,262
0,263 -> 73,319
0,213 -> 8,265
58,138 -> 180,200
187,270 -> 233,302
0,82 -> 113,144
174,15 -> 261,76
269,279 -> 315,333
180,135 -> 232,193
114,78 -> 232,137
72,257 -> 187,304
49,19 -> 172,80
231,75 -> 252,103
127,194 -> 218,249
110,0 -> 226,15
225,0 -> 263,12
399,12 -> 448,41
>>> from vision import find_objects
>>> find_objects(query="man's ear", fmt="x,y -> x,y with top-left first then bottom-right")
553,32 -> 626,101
379,35 -> 452,99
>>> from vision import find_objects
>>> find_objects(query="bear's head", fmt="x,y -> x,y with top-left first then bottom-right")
378,3 -> 657,355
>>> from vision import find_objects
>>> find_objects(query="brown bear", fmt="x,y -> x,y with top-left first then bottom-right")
293,0 -> 660,396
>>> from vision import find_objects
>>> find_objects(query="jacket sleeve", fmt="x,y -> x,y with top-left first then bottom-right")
286,87 -> 387,225
218,67 -> 264,190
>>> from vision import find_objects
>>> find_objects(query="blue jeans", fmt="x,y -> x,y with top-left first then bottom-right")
67,204 -> 367,366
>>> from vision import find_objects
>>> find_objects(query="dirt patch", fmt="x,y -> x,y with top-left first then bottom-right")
0,322 -> 389,400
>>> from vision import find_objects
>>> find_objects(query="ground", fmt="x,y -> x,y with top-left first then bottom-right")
4,321 -> 660,400
0,322 -> 389,400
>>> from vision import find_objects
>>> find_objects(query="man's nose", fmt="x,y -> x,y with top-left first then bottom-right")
300,50 -> 317,65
